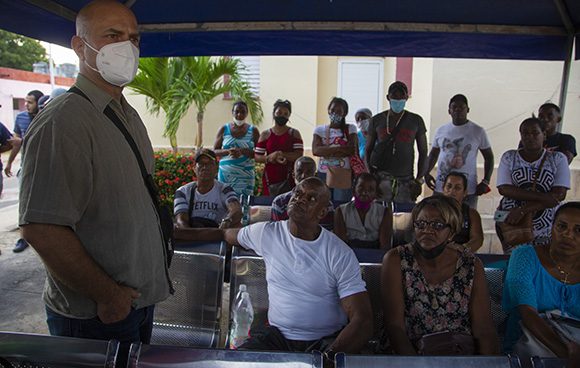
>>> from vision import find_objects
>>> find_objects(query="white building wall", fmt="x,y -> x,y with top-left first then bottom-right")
0,79 -> 69,129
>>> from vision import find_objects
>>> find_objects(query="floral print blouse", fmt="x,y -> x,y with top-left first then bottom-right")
399,243 -> 475,346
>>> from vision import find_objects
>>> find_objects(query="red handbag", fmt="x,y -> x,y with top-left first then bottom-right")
350,154 -> 368,176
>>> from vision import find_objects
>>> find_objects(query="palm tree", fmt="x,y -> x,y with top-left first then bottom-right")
127,57 -> 180,151
167,56 -> 263,148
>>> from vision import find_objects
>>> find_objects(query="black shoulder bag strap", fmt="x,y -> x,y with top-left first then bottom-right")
386,111 -> 405,145
68,86 -> 174,267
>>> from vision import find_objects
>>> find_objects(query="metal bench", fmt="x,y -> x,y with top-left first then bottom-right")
531,356 -> 569,368
228,247 -> 270,343
127,342 -> 323,367
478,254 -> 510,349
335,353 -> 521,368
151,241 -> 226,348
228,247 -> 510,351
0,331 -> 119,367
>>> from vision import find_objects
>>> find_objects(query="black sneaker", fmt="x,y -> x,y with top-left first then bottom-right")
13,239 -> 29,253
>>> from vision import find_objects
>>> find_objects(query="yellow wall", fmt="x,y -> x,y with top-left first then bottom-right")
429,58 -> 580,169
260,56 -> 319,149
316,56 -> 338,129
128,56 -> 579,172
406,58 -> 434,135
125,92 -> 234,151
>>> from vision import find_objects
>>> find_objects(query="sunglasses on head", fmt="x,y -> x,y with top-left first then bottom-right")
413,220 -> 450,231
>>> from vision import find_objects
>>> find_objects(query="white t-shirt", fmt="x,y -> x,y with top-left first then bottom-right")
496,149 -> 570,240
432,121 -> 491,194
174,180 -> 239,223
237,221 -> 367,340
314,124 -> 357,173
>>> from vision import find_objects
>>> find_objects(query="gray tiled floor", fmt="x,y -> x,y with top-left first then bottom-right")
0,230 -> 48,334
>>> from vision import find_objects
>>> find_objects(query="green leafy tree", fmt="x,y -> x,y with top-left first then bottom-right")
0,30 -> 48,71
128,57 -> 179,149
129,56 -> 262,151
167,56 -> 263,148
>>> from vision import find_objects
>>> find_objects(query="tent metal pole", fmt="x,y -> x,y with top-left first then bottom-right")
557,35 -> 574,131
23,0 -> 76,21
553,0 -> 575,130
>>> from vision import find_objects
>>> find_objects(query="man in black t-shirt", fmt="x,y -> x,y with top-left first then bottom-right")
538,103 -> 576,164
365,81 -> 428,209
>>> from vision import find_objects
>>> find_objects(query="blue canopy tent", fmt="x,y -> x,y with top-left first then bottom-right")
0,0 -> 578,111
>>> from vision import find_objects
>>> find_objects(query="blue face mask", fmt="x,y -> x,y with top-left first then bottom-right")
389,99 -> 406,114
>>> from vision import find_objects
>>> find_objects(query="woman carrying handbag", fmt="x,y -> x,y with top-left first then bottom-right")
495,117 -> 570,253
312,97 -> 361,202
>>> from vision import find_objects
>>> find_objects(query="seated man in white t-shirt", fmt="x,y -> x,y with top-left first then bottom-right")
174,148 -> 242,241
224,177 -> 372,358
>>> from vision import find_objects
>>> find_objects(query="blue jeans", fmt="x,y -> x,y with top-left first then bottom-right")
317,172 -> 353,202
46,305 -> 155,368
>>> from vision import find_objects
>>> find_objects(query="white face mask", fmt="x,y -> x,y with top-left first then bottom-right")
233,118 -> 245,126
357,118 -> 370,132
83,39 -> 139,87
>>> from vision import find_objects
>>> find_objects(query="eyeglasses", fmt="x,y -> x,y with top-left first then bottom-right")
413,220 -> 450,231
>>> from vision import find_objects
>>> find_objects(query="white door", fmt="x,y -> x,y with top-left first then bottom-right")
337,59 -> 384,123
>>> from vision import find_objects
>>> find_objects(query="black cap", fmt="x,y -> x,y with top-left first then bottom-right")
38,95 -> 50,110
195,148 -> 217,162
387,81 -> 408,96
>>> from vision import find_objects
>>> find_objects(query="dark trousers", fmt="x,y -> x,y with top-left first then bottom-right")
239,325 -> 336,352
46,305 -> 155,368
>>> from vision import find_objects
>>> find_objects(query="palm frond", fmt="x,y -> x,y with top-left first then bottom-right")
130,56 -> 263,145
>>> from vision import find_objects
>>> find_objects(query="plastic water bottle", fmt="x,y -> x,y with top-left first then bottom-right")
240,194 -> 251,226
233,284 -> 247,307
229,291 -> 254,349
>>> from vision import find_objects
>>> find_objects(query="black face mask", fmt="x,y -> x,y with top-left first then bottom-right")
274,116 -> 289,126
412,239 -> 448,260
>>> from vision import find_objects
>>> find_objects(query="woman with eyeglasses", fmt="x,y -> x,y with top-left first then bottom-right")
255,99 -> 304,196
381,196 -> 498,355
503,202 -> 580,364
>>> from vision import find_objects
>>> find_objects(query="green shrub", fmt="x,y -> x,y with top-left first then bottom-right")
154,150 -> 196,206
254,163 -> 265,196
155,152 -> 266,205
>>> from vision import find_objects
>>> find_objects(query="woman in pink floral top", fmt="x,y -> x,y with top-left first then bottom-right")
381,196 -> 498,355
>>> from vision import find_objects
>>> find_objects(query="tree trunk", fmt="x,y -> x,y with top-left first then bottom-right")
195,111 -> 204,148
169,134 -> 178,153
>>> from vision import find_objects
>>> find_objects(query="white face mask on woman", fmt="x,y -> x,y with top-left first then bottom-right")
357,118 -> 370,133
233,118 -> 245,126
83,39 -> 139,87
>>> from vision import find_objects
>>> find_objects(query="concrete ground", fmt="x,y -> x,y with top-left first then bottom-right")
0,153 -> 48,335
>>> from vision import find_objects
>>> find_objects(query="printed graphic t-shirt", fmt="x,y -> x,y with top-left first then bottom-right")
369,111 -> 426,177
313,124 -> 357,173
174,180 -> 239,223
432,121 -> 491,194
